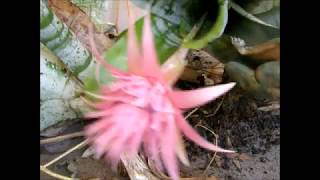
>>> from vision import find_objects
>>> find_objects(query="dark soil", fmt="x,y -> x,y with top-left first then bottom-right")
178,84 -> 280,180
40,83 -> 280,180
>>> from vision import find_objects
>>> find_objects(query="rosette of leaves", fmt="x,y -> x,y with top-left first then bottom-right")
205,0 -> 280,99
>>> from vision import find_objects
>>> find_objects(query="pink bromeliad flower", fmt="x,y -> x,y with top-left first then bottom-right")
84,11 -> 236,180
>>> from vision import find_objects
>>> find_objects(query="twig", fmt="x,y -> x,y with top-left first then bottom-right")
40,165 -> 75,180
206,95 -> 225,118
185,107 -> 199,119
195,124 -> 219,178
43,140 -> 89,168
258,102 -> 280,112
40,131 -> 84,145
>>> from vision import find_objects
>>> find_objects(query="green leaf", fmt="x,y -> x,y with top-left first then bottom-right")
83,15 -> 183,91
206,4 -> 279,63
230,1 -> 278,29
83,0 -> 231,91
256,7 -> 280,29
40,43 -> 90,131
204,3 -> 279,99
236,0 -> 280,15
40,0 -> 93,78
183,0 -> 229,49
226,12 -> 279,46
133,0 -> 229,49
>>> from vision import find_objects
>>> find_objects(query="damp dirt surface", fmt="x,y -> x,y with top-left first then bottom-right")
40,83 -> 280,180
178,82 -> 280,180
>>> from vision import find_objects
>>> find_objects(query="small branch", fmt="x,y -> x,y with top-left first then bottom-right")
258,102 -> 280,112
43,140 -> 89,168
206,95 -> 225,118
195,124 -> 219,178
185,108 -> 199,119
40,165 -> 75,180
40,131 -> 84,145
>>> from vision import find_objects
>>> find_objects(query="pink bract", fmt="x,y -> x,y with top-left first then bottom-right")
85,11 -> 236,180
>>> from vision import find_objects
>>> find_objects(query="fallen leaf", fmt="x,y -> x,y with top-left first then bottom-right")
238,153 -> 252,161
230,1 -> 278,28
48,0 -> 115,53
121,154 -> 160,180
224,153 -> 238,159
242,0 -> 280,15
231,37 -> 280,61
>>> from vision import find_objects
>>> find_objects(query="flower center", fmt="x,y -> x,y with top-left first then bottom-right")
115,75 -> 175,114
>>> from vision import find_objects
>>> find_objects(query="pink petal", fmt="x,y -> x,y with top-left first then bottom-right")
175,130 -> 190,166
125,133 -> 143,158
85,111 -> 111,119
161,47 -> 188,85
143,130 -> 163,171
141,14 -> 162,78
160,117 -> 179,180
149,86 -> 175,113
92,126 -> 119,157
149,112 -> 166,131
176,113 -> 235,153
93,101 -> 114,110
171,82 -> 236,109
127,0 -> 143,75
85,118 -> 113,137
106,134 -> 128,162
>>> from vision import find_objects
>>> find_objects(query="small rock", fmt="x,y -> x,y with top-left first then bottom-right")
259,157 -> 268,162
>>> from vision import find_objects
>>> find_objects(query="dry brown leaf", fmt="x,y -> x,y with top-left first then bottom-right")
181,50 -> 224,85
148,159 -> 170,179
231,37 -> 280,61
106,0 -> 147,33
121,154 -> 160,180
224,153 -> 239,159
48,0 -> 115,53
238,153 -> 252,161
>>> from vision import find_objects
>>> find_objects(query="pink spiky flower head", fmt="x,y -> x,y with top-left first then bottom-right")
85,9 -> 236,180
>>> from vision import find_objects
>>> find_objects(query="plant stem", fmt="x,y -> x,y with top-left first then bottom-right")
40,131 -> 84,145
43,140 -> 89,168
40,165 -> 75,180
